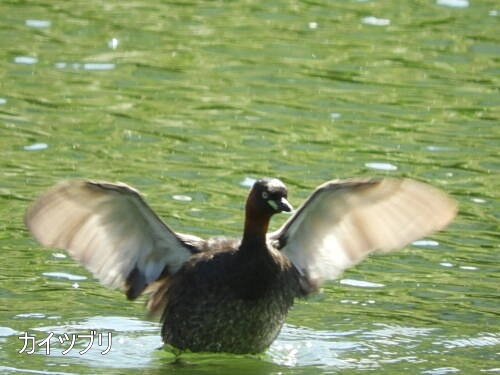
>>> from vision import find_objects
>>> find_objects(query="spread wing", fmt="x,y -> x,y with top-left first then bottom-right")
269,178 -> 457,288
25,180 -> 202,299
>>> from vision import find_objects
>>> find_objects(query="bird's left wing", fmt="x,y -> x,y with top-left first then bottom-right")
269,178 -> 457,289
25,180 -> 202,299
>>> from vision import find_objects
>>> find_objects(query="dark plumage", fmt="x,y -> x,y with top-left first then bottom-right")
25,177 -> 457,354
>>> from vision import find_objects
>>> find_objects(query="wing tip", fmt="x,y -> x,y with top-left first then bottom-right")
402,177 -> 458,230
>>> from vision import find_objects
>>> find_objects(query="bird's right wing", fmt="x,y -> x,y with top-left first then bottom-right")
270,178 -> 457,289
25,180 -> 202,299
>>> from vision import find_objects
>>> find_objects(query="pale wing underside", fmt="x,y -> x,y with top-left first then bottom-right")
271,178 -> 457,286
25,180 -> 199,298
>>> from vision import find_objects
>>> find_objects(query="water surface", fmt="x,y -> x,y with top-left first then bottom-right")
0,1 -> 498,374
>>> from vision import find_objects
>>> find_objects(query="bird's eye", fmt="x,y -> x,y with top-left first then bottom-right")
262,191 -> 269,200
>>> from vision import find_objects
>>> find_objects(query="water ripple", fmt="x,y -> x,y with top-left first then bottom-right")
436,333 -> 500,349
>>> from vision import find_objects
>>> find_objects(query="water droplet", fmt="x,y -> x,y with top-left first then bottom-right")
25,19 -> 51,28
0,98 -> 6,105
436,0 -> 469,8
364,162 -> 398,171
108,37 -> 119,49
14,56 -> 38,65
440,262 -> 454,268
83,62 -> 116,71
23,142 -> 48,151
15,312 -> 46,319
172,194 -> 192,202
51,253 -> 67,259
426,145 -> 449,151
362,16 -> 391,26
42,272 -> 87,281
459,266 -> 478,271
340,279 -> 385,288
57,61 -> 114,71
471,197 -> 486,203
413,239 -> 439,247
308,21 -> 318,29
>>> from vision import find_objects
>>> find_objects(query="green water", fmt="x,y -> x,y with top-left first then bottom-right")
0,0 -> 499,374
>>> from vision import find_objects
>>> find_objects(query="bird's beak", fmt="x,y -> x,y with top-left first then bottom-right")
277,197 -> 293,213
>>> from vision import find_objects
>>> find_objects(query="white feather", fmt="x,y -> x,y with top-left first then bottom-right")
270,178 -> 457,287
25,180 -> 198,294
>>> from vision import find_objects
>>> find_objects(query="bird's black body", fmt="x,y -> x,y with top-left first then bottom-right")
162,238 -> 303,353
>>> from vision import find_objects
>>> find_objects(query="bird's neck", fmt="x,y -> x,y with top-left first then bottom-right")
240,208 -> 271,252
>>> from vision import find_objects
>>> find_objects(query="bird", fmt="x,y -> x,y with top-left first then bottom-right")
25,177 -> 457,354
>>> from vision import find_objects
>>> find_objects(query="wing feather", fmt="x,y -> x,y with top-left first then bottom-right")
25,180 -> 201,298
270,178 -> 457,287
